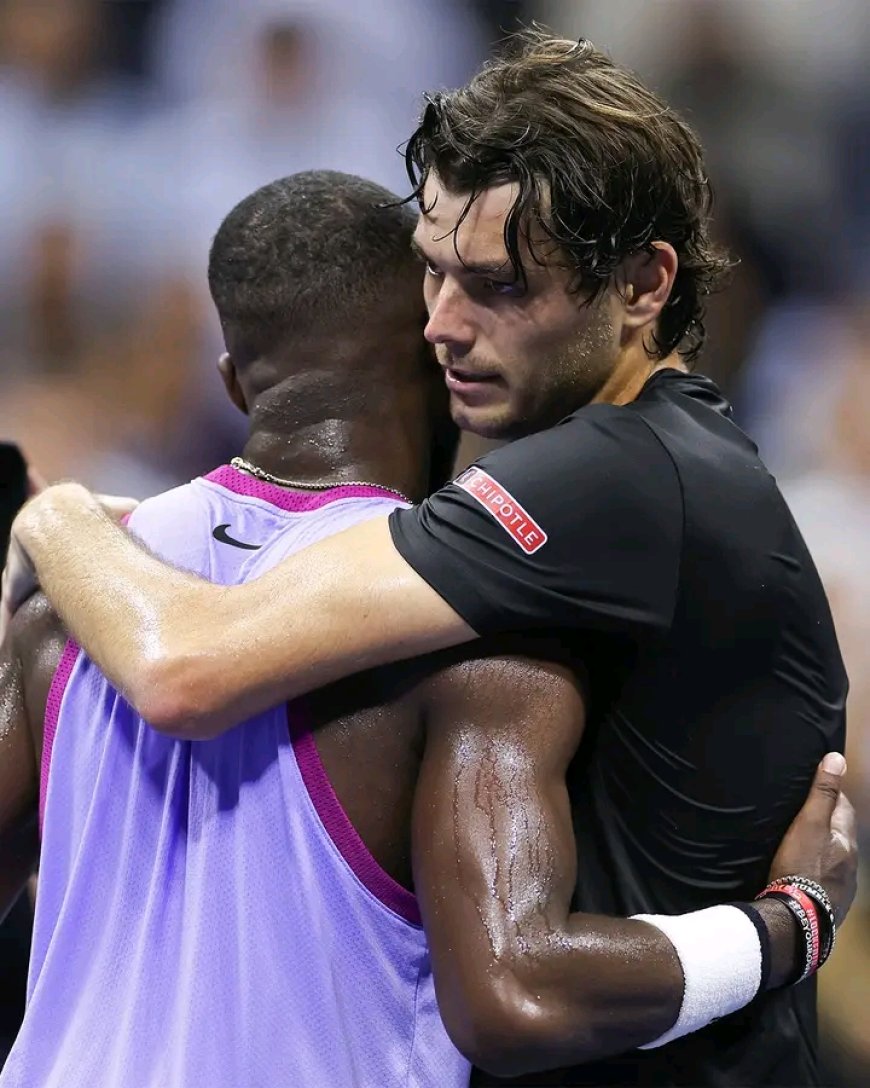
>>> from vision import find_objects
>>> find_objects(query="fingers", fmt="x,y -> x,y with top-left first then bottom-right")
1,556 -> 37,623
0,598 -> 11,645
831,791 -> 856,849
0,560 -> 31,643
828,789 -> 859,924
0,533 -> 39,642
805,752 -> 847,815
95,495 -> 140,524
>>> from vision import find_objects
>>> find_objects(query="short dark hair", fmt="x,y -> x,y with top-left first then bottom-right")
208,171 -> 418,364
404,31 -> 732,362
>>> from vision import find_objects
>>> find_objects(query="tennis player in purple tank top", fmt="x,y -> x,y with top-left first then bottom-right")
12,470 -> 467,1088
0,173 -> 469,1088
0,172 -> 856,1088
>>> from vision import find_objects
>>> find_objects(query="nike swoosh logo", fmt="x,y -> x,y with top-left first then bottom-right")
212,524 -> 262,550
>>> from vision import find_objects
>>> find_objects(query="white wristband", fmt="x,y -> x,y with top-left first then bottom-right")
632,904 -> 763,1049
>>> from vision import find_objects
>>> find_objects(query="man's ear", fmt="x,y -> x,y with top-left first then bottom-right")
217,353 -> 248,415
618,242 -> 678,335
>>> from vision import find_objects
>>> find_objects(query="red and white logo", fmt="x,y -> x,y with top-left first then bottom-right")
454,467 -> 548,555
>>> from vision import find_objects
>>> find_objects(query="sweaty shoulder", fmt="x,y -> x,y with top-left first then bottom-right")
390,403 -> 683,639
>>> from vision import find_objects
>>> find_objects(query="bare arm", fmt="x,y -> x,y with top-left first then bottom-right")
412,647 -> 803,1076
13,483 -> 472,738
0,594 -> 65,922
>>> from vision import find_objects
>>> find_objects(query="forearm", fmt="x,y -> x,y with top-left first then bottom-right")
17,485 -> 229,728
498,897 -> 797,1071
18,485 -> 472,737
416,780 -> 683,1068
497,911 -> 684,1068
428,896 -> 798,1076
416,700 -> 801,1074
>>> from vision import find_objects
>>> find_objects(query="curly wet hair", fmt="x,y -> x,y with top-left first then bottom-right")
404,30 -> 733,362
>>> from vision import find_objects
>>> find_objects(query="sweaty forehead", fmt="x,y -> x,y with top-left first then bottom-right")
415,176 -> 518,266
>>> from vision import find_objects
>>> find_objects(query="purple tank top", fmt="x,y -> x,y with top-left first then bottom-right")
1,465 -> 469,1088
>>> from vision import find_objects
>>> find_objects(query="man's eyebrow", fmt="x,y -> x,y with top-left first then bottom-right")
410,235 -> 514,278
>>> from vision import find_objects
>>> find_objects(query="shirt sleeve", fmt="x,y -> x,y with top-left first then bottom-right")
389,406 -> 683,638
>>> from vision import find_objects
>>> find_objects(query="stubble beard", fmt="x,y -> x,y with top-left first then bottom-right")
500,307 -> 618,441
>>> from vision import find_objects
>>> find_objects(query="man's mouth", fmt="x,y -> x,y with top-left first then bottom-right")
444,366 -> 500,387
443,368 -> 503,402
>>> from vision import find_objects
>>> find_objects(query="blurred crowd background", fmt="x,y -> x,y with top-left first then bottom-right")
0,0 -> 867,1081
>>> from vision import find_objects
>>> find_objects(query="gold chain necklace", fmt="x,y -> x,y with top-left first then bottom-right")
230,457 -> 412,504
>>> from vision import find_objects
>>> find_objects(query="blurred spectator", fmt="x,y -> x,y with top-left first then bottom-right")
779,307 -> 870,1085
534,0 -> 869,395
0,268 -> 202,496
152,0 -> 486,139
0,0 -> 183,494
0,0 -> 491,489
0,0 -> 144,372
124,0 -> 487,473
782,308 -> 870,843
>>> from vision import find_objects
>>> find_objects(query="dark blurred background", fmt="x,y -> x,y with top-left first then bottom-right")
0,0 -> 867,1079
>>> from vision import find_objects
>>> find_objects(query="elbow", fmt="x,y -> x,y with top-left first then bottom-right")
454,1018 -> 538,1078
445,978 -> 596,1078
132,650 -> 229,741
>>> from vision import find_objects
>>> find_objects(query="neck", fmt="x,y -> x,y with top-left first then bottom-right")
234,345 -> 439,502
239,417 -> 430,503
593,347 -> 687,408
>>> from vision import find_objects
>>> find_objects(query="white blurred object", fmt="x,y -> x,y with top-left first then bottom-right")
152,0 -> 486,133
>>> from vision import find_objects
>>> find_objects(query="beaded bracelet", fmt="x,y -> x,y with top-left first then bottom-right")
761,889 -> 818,983
780,885 -> 821,978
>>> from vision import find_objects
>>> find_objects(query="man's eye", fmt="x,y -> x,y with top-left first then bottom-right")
484,279 -> 524,298
425,260 -> 443,278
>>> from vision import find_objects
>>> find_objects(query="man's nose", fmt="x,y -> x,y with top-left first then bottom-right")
424,280 -> 474,356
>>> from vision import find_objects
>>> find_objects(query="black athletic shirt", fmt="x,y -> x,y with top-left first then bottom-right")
390,370 -> 847,1087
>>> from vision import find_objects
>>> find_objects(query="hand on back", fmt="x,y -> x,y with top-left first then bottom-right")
769,752 -> 857,926
1,475 -> 139,643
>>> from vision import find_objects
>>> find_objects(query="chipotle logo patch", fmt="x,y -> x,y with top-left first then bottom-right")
454,467 -> 548,555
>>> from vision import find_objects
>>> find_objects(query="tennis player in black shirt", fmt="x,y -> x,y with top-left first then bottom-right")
7,33 -> 852,1086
